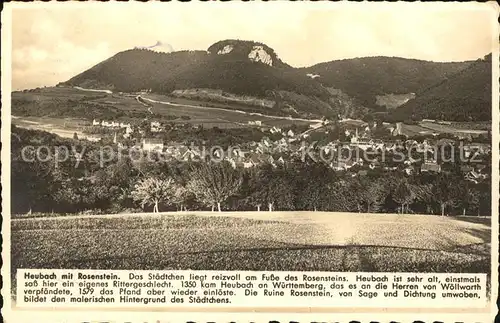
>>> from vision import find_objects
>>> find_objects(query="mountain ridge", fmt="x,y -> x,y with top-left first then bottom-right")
60,39 -> 491,121
390,54 -> 492,122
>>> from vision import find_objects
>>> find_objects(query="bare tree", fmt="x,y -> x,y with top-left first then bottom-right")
187,162 -> 242,212
131,177 -> 174,213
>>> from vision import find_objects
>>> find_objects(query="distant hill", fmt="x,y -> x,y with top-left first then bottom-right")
390,54 -> 492,122
301,57 -> 472,108
63,40 -> 315,98
61,39 -> 489,121
62,40 -> 364,119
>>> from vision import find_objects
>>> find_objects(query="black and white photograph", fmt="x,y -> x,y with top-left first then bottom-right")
2,2 -> 498,319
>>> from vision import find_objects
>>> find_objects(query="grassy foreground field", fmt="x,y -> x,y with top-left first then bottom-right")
11,212 -> 491,273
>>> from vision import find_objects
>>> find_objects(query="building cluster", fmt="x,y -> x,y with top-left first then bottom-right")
132,128 -> 491,182
92,119 -> 134,138
85,118 -> 491,183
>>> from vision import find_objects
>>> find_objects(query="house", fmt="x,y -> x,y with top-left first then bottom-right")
331,159 -> 355,171
437,138 -> 455,147
470,143 -> 491,154
92,119 -> 100,126
228,158 -> 240,169
243,161 -> 254,168
322,144 -> 337,155
248,120 -> 262,126
287,129 -> 295,137
270,126 -> 282,134
247,153 -> 263,166
460,165 -> 474,173
465,170 -> 488,183
420,160 -> 441,173
403,157 -> 418,165
181,147 -> 202,161
142,138 -> 164,151
86,135 -> 102,142
330,161 -> 345,171
392,122 -> 403,136
404,166 -> 415,175
125,125 -> 134,134
356,139 -> 373,151
100,120 -> 119,128
151,121 -> 163,133
369,160 -> 383,170
230,148 -> 248,160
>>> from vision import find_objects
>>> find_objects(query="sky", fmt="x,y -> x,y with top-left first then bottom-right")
9,2 -> 498,90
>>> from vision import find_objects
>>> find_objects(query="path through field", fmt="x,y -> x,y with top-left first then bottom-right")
198,211 -> 490,250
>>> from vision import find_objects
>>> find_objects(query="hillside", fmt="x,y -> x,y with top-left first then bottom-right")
301,57 -> 472,108
62,40 -> 366,119
390,54 -> 492,122
62,39 -> 489,121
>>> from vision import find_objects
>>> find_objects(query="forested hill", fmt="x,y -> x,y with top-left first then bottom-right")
61,39 -> 489,121
301,56 -> 472,108
390,54 -> 492,122
62,40 -> 325,98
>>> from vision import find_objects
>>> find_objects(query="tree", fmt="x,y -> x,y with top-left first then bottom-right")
296,162 -> 336,211
392,181 -> 414,214
364,179 -> 388,213
187,162 -> 242,212
410,183 -> 434,214
476,181 -> 491,216
73,132 -> 79,140
171,184 -> 192,211
325,180 -> 360,212
347,177 -> 369,213
247,164 -> 295,212
131,177 -> 174,212
457,182 -> 480,216
433,174 -> 461,216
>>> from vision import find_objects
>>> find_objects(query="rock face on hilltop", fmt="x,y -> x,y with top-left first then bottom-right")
207,39 -> 290,68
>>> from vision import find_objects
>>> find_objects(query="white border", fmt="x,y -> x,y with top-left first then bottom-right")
2,2 -> 499,322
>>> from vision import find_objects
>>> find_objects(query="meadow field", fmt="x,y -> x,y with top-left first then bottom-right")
419,121 -> 489,135
12,87 -> 315,129
11,211 -> 491,273
12,116 -> 88,139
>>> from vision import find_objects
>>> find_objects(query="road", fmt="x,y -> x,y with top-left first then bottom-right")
73,86 -> 324,125
74,86 -> 113,94
140,95 -> 323,123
